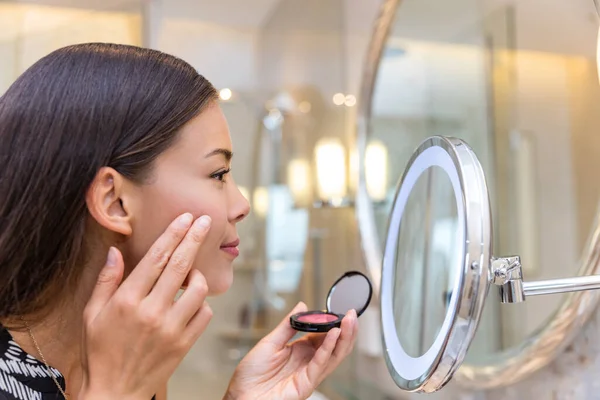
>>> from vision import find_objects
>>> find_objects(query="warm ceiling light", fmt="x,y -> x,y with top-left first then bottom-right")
333,93 -> 345,106
219,88 -> 232,101
344,95 -> 357,107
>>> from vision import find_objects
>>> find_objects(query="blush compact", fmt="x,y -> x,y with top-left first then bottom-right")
290,271 -> 373,332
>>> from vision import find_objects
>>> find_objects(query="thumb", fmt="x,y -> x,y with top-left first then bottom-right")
84,247 -> 124,321
262,302 -> 308,348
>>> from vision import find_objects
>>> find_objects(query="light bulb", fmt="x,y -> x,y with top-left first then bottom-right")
333,93 -> 345,106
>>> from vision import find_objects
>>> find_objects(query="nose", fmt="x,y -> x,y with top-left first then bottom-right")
229,180 -> 250,223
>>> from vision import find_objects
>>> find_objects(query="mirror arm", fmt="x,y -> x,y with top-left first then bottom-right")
490,256 -> 600,303
522,277 -> 600,296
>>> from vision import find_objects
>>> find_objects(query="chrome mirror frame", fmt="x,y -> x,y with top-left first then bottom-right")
356,0 -> 600,390
381,136 -> 490,392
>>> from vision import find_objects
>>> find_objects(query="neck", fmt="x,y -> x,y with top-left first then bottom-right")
12,306 -> 84,393
7,256 -> 106,397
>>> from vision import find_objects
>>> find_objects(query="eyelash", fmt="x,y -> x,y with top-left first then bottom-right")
211,168 -> 231,183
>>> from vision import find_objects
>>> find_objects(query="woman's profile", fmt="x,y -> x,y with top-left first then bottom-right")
0,43 -> 358,400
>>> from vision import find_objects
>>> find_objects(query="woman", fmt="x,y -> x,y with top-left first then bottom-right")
0,43 -> 358,400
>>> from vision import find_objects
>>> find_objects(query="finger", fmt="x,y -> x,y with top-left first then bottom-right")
262,302 -> 308,348
304,332 -> 328,348
121,213 -> 194,296
170,269 -> 209,326
84,247 -> 124,321
306,327 -> 341,385
182,301 -> 213,346
149,215 -> 211,305
331,309 -> 357,360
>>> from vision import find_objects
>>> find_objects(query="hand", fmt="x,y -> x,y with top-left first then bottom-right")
224,302 -> 358,400
78,213 -> 214,400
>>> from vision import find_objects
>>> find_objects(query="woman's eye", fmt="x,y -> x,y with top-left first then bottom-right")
212,168 -> 231,182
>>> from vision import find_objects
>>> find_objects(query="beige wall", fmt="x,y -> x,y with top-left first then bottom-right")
0,3 -> 141,94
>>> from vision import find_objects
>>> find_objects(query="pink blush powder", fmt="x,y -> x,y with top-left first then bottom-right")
297,313 -> 339,324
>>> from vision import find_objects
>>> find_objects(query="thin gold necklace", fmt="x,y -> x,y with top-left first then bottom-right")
22,319 -> 70,400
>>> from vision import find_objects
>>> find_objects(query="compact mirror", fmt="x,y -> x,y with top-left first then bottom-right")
381,136 -> 600,393
291,271 -> 372,332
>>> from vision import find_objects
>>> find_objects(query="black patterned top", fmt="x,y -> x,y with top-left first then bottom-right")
0,326 -> 66,400
0,327 -> 156,400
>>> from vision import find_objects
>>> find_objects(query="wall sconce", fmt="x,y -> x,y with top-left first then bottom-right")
287,158 -> 311,207
365,140 -> 388,202
253,186 -> 269,218
314,137 -> 351,207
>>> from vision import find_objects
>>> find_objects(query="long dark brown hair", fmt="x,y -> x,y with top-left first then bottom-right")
0,43 -> 218,327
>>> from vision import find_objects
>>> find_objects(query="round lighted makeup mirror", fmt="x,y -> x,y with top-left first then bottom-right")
380,136 -> 600,392
356,0 -> 600,391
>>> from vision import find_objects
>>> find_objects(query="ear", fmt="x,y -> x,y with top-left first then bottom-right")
86,167 -> 134,236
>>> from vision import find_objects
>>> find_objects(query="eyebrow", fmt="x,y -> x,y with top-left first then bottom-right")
205,148 -> 233,161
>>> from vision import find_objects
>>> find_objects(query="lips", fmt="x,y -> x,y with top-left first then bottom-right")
220,238 -> 240,257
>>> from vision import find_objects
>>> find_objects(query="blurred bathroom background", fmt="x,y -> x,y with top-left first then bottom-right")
1,0 -> 600,399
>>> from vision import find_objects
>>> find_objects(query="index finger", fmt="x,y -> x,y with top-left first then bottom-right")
119,212 -> 194,297
149,215 -> 211,304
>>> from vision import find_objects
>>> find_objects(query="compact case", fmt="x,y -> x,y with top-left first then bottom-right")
290,271 -> 373,332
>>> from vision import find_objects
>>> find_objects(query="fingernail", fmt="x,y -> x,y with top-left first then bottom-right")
176,213 -> 194,228
196,215 -> 211,230
106,247 -> 118,267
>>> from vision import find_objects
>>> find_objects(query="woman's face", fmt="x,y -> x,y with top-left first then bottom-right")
124,104 -> 250,296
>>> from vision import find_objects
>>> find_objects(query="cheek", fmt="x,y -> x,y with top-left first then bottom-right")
192,208 -> 232,295
126,185 -> 228,268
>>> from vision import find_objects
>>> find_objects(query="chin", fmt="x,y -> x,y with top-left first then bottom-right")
206,268 -> 234,297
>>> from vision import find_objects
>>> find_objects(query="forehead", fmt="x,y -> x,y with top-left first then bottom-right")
172,104 -> 232,154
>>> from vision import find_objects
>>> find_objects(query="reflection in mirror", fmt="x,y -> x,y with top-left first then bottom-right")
393,166 -> 460,358
328,273 -> 372,315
